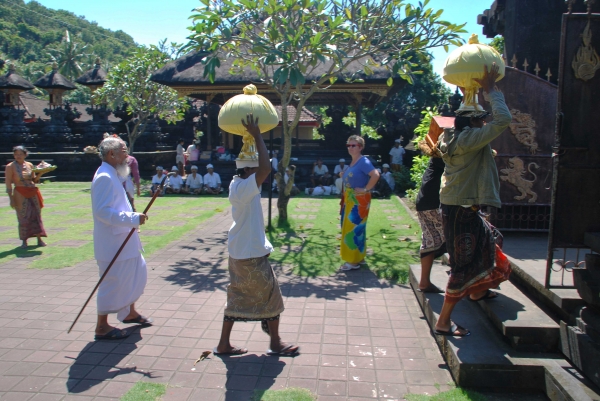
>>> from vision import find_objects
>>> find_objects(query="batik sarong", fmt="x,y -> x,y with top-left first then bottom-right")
441,204 -> 511,304
340,188 -> 371,264
13,186 -> 46,241
417,209 -> 446,258
224,256 -> 284,321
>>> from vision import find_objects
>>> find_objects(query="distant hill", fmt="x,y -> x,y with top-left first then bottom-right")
0,0 -> 138,81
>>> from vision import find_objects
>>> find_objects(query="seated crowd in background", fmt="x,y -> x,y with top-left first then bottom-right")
150,164 -> 222,196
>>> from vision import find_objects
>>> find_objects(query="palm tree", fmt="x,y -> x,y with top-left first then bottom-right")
47,30 -> 91,80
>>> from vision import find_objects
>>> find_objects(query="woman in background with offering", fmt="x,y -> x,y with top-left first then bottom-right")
5,146 -> 47,248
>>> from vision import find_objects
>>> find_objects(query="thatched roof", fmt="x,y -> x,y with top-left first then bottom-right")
19,92 -> 120,122
76,62 -> 107,86
0,69 -> 34,90
34,69 -> 76,90
151,51 -> 404,107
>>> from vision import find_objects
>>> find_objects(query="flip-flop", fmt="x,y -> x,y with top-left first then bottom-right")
417,284 -> 444,293
122,315 -> 154,325
212,346 -> 248,356
434,323 -> 470,337
468,289 -> 498,302
94,327 -> 130,341
267,344 -> 300,356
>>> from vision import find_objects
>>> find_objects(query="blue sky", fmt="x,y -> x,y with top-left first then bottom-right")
29,0 -> 489,86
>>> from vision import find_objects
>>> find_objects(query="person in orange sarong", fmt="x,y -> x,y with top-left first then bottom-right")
5,146 -> 47,249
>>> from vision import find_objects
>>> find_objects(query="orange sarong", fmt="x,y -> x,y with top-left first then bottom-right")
15,186 -> 44,209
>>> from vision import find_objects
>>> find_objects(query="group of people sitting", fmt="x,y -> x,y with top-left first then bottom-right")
305,158 -> 397,198
150,164 -> 223,196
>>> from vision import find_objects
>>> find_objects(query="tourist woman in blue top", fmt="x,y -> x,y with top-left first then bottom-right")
339,135 -> 380,271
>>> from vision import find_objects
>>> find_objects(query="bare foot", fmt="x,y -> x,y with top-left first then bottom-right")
95,325 -> 118,336
37,240 -> 47,247
20,242 -> 28,249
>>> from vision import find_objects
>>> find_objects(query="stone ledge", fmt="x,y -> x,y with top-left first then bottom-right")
409,263 -> 600,400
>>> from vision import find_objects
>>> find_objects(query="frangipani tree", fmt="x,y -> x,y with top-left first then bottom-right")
187,0 -> 465,220
94,46 -> 188,152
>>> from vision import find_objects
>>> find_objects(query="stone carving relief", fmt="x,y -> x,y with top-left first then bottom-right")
500,157 -> 539,203
509,109 -> 540,154
572,20 -> 600,81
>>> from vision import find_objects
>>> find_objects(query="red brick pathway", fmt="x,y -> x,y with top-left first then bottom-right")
0,200 -> 452,400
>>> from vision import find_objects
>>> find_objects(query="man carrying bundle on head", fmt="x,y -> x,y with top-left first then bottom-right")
214,114 -> 299,357
434,64 -> 512,337
91,136 -> 153,341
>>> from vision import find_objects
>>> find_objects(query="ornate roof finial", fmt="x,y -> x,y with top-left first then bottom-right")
534,63 -> 541,76
566,0 -> 576,14
511,54 -> 518,68
8,63 -> 16,73
586,0 -> 597,14
51,62 -> 58,72
546,68 -> 553,81
523,58 -> 529,72
95,57 -> 101,66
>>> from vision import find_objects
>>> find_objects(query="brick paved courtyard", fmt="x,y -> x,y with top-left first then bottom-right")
0,200 -> 453,400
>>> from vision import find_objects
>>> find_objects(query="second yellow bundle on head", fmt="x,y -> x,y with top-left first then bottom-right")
443,34 -> 506,112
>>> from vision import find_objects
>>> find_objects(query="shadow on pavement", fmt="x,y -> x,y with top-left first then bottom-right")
67,328 -> 156,394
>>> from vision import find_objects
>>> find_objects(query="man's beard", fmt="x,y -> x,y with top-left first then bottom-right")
116,161 -> 131,178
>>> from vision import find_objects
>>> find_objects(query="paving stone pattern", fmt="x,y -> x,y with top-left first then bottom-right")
0,200 -> 452,400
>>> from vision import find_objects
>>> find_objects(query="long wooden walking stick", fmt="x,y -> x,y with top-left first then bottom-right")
68,175 -> 168,333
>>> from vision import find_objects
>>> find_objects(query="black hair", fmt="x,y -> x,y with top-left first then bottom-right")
454,116 -> 471,132
178,138 -> 184,143
236,168 -> 246,177
13,145 -> 28,156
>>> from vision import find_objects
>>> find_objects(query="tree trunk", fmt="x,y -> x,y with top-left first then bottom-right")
277,98 -> 295,222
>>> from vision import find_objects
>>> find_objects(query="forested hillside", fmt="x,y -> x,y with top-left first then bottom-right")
0,0 -> 138,86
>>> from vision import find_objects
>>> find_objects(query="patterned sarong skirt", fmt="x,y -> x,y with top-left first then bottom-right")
441,204 -> 511,305
417,209 -> 446,259
340,188 -> 371,264
224,256 -> 284,321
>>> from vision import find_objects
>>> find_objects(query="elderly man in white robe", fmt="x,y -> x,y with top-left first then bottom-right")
92,137 -> 153,341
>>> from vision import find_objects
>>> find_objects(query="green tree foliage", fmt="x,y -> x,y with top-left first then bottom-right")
0,0 -> 136,86
186,0 -> 465,220
93,47 -> 188,153
46,30 -> 90,80
406,107 -> 437,201
363,56 -> 451,131
489,36 -> 505,56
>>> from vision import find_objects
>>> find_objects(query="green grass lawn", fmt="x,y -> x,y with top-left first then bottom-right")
120,382 -> 166,401
252,387 -> 316,401
0,182 -> 229,269
405,388 -> 487,401
267,195 -> 420,283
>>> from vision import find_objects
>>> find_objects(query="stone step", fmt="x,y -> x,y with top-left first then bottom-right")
409,264 -> 600,400
417,262 -> 560,352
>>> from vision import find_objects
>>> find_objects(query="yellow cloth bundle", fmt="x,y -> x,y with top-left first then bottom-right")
217,84 -> 279,135
443,34 -> 505,112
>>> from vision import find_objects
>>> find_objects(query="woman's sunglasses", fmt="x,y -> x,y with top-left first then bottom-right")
346,144 -> 361,148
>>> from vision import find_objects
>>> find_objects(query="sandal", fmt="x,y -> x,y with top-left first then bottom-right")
122,315 -> 154,325
417,284 -> 444,293
434,322 -> 470,337
267,344 -> 300,356
468,290 -> 498,302
94,327 -> 130,341
339,262 -> 360,271
213,346 -> 248,355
